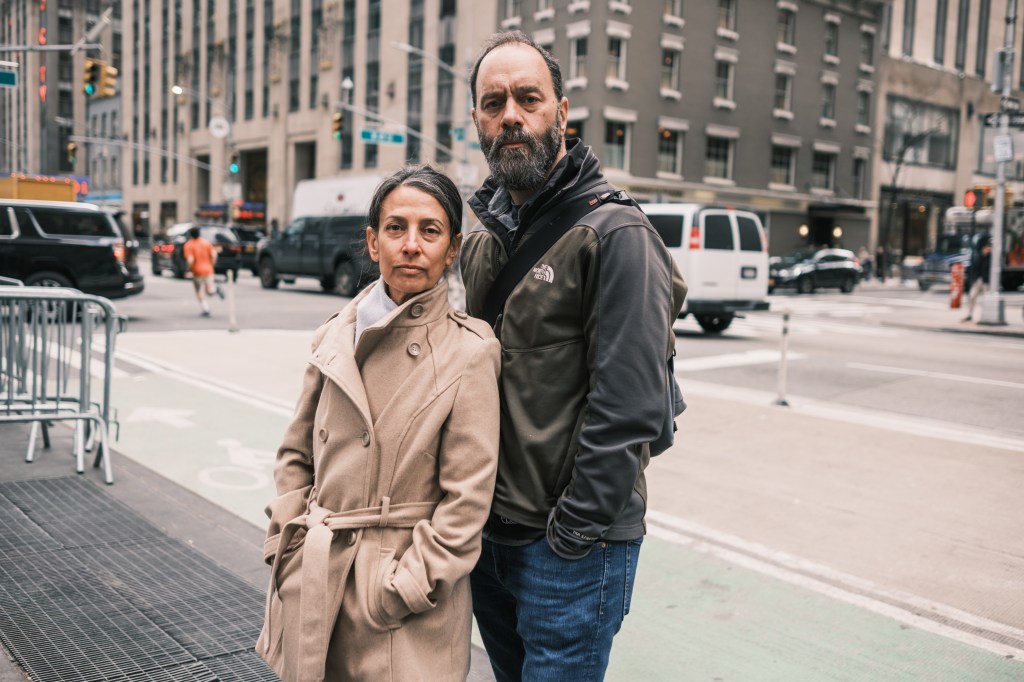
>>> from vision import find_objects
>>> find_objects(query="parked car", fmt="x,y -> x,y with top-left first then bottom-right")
229,225 -> 265,275
152,223 -> 242,280
0,198 -> 144,298
256,214 -> 378,296
769,248 -> 863,294
640,203 -> 770,333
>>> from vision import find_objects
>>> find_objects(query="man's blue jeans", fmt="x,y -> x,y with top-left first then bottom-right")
470,535 -> 642,682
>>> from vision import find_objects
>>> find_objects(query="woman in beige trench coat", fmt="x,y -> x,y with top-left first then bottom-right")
257,166 -> 500,682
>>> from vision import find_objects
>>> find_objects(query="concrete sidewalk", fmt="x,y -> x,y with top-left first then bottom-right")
1,292 -> 1022,681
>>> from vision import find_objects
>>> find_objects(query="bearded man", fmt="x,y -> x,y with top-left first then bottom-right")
460,31 -> 686,682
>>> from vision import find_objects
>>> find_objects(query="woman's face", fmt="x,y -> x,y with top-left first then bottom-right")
366,185 -> 460,305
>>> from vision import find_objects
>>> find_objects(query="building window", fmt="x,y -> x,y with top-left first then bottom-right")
607,37 -> 626,81
857,91 -> 871,127
538,0 -> 553,10
770,145 -> 795,186
567,119 -> 586,143
954,0 -> 969,70
976,0 -> 990,77
604,121 -> 629,170
289,0 -> 301,112
812,152 -> 835,190
860,30 -> 875,67
853,158 -> 866,199
705,136 -> 732,179
825,21 -> 839,58
503,0 -> 522,20
777,9 -> 795,47
774,73 -> 793,112
657,127 -> 683,175
902,0 -> 915,57
821,83 -> 836,121
933,0 -> 948,65
661,49 -> 680,91
664,0 -> 682,18
717,0 -> 735,31
883,97 -> 959,169
715,60 -> 733,101
571,37 -> 588,80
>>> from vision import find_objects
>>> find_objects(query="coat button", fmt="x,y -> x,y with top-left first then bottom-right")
408,342 -> 421,357
410,303 -> 425,318
347,531 -> 357,545
361,430 -> 370,446
318,428 -> 328,442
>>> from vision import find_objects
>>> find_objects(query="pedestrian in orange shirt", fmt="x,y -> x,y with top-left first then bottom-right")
182,226 -> 223,317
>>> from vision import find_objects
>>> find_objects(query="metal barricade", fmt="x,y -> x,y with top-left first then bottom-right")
0,287 -> 126,484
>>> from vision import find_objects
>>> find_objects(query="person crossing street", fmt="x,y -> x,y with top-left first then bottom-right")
183,226 -> 224,317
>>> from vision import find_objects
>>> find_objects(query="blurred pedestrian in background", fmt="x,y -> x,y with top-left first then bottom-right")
962,235 -> 993,323
875,244 -> 887,282
857,246 -> 873,280
183,226 -> 222,317
257,165 -> 500,681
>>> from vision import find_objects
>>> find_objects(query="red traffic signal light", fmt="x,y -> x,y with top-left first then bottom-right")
964,189 -> 978,209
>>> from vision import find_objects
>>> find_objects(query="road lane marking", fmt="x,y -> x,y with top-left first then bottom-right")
847,362 -> 1024,391
677,349 -> 807,371
646,511 -> 1024,660
679,379 -> 1024,452
114,347 -> 294,416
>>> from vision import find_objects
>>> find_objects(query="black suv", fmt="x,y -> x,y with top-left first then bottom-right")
256,214 -> 378,296
0,199 -> 144,298
229,225 -> 265,275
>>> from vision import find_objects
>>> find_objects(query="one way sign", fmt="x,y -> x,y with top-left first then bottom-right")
983,111 -> 1024,127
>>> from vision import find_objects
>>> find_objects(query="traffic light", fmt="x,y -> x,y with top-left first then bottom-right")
331,112 -> 343,140
228,150 -> 240,175
98,62 -> 118,98
66,143 -> 77,164
83,58 -> 101,96
964,186 -> 992,210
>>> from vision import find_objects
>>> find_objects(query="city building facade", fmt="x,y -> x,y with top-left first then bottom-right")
876,0 -> 1024,265
116,0 -> 495,241
509,0 -> 887,255
0,0 -> 122,198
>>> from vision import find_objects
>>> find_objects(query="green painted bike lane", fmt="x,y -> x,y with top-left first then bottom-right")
110,364 -> 1024,681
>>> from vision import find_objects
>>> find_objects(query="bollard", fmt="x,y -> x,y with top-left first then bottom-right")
774,310 -> 790,407
227,269 -> 239,333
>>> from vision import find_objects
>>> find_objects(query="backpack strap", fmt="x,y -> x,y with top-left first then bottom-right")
480,188 -> 630,327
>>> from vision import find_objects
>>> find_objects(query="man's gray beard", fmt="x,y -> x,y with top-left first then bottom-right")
479,114 -> 563,193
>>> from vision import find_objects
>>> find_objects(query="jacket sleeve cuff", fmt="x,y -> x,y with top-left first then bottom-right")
546,508 -> 596,560
386,567 -> 436,619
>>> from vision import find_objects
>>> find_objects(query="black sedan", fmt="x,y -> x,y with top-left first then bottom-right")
151,224 -> 242,280
769,248 -> 863,294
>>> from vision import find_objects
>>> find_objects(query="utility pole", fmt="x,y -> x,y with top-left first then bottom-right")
981,0 -> 1016,325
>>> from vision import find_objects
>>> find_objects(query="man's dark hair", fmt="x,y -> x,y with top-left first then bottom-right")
188,226 -> 200,239
367,164 -> 463,238
469,31 -> 563,106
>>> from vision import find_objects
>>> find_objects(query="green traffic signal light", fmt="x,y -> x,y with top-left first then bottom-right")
229,161 -> 239,174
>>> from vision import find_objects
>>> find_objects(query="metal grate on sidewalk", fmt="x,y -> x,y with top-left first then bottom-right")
0,476 -> 277,682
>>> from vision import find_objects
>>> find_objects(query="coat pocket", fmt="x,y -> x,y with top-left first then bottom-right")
369,547 -> 404,631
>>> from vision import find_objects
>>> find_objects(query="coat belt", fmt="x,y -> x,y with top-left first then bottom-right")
261,495 -> 435,682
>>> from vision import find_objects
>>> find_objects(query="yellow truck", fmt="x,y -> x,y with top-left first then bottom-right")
0,174 -> 78,202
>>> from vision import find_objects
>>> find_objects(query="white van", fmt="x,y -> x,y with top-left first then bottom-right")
640,203 -> 770,333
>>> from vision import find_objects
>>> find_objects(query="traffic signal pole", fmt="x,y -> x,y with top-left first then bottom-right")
981,0 -> 1016,325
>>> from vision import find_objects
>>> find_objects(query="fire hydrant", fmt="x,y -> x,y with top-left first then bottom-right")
949,261 -> 965,309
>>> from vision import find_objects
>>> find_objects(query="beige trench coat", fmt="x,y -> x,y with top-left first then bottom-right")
256,280 -> 500,682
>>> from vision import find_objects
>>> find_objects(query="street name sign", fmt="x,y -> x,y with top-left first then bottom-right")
1002,96 -> 1021,112
360,129 -> 405,145
0,71 -> 17,88
982,112 -> 1024,127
